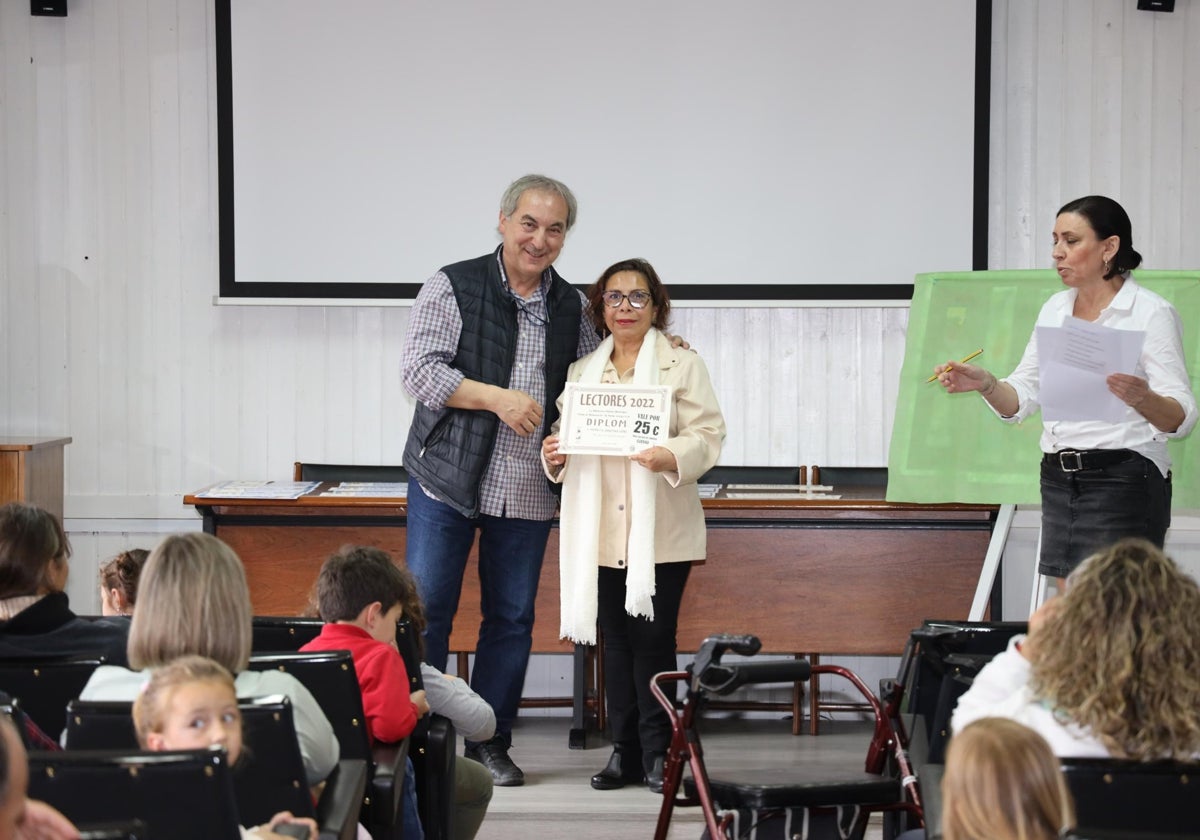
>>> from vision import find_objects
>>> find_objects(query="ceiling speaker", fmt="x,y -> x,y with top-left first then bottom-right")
31,0 -> 67,16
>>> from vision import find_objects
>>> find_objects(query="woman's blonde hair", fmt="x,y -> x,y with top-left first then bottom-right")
942,718 -> 1074,840
132,655 -> 237,748
1030,538 -> 1200,760
127,533 -> 253,673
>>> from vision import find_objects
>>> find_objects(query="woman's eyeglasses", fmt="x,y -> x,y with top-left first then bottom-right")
601,290 -> 653,309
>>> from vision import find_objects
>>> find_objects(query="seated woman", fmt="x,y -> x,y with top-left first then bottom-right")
0,502 -> 128,664
78,532 -> 339,785
941,718 -> 1075,840
98,548 -> 148,617
952,537 -> 1200,759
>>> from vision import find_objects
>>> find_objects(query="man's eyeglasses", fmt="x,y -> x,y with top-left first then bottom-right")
601,290 -> 653,309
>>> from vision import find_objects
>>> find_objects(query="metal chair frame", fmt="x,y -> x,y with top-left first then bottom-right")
651,635 -> 923,840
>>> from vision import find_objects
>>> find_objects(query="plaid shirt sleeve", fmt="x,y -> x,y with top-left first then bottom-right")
401,271 -> 466,411
576,289 -> 600,357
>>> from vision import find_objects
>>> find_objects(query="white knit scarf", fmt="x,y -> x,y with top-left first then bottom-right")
559,328 -> 661,644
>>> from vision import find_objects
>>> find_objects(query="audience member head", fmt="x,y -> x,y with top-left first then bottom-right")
1056,195 -> 1142,279
1029,537 -> 1200,759
0,503 -> 70,600
585,257 -> 672,337
316,546 -> 425,656
941,717 -> 1074,840
98,549 -> 148,616
133,655 -> 242,759
128,533 -> 253,673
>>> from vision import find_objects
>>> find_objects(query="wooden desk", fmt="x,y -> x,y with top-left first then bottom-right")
186,484 -> 998,740
0,436 -> 72,520
184,485 -> 997,654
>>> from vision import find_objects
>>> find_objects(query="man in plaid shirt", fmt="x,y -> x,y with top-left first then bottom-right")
400,174 -> 599,786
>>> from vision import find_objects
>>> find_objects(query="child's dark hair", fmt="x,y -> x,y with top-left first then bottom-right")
99,548 -> 149,606
316,546 -> 426,654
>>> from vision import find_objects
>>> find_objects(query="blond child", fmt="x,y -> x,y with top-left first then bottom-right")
132,655 -> 319,840
942,717 -> 1075,840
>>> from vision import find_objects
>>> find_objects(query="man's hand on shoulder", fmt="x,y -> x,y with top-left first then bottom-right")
664,333 -> 692,351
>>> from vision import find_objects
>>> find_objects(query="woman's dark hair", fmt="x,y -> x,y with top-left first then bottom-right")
99,548 -> 149,607
1057,195 -> 1143,280
585,258 -> 672,336
0,502 -> 71,599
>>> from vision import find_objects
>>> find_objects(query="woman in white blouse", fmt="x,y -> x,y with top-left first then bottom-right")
934,195 -> 1196,583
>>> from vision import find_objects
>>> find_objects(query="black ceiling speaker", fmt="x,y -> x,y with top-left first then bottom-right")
1137,0 -> 1175,10
31,0 -> 67,15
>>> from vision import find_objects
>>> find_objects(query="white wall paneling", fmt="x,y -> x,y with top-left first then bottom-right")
5,0 -> 1200,710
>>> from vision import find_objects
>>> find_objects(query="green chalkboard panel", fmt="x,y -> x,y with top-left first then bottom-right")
887,270 -> 1200,506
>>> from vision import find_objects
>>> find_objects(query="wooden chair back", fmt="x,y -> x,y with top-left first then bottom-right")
246,650 -> 406,839
396,618 -> 458,840
251,615 -> 325,653
292,462 -> 409,483
0,656 -> 104,740
63,694 -> 314,826
1062,757 -> 1200,838
28,749 -> 242,839
246,650 -> 370,760
234,695 -> 316,825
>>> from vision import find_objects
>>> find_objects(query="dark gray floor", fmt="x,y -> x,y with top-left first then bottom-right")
477,714 -> 886,840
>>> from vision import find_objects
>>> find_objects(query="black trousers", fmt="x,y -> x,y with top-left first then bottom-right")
597,561 -> 691,759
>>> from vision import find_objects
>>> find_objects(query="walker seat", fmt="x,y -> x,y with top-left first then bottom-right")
652,634 -> 922,840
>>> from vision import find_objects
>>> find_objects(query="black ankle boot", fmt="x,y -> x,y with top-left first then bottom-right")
591,750 -> 645,790
645,753 -> 665,794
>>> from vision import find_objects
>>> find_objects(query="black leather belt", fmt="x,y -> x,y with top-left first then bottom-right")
1043,449 -> 1137,472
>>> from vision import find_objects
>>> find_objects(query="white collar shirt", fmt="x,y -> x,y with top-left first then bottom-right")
994,276 -> 1197,476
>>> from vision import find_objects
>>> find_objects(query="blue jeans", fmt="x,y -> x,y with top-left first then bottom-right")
405,479 -> 552,740
401,756 -> 423,840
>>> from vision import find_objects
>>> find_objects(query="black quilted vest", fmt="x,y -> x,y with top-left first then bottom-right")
402,249 -> 584,517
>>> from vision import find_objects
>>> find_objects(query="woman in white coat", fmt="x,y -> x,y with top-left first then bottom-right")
542,258 -> 725,793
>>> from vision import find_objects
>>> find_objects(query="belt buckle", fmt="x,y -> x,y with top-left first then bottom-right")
1058,451 -> 1084,472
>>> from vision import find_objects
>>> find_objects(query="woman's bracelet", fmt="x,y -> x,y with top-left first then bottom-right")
980,374 -> 998,398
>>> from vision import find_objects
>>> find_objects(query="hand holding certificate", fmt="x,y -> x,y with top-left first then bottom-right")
557,382 -> 672,456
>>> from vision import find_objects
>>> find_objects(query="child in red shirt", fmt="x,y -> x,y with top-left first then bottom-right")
301,546 -> 430,838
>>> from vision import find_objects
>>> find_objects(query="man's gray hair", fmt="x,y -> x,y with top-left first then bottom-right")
500,174 -> 578,232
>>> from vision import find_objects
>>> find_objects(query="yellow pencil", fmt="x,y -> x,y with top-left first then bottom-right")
927,348 -> 983,383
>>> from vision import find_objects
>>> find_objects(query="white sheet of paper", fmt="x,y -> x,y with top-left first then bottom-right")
1037,318 -> 1145,421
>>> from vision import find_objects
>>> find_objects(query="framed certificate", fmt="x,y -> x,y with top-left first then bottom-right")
558,383 -> 672,456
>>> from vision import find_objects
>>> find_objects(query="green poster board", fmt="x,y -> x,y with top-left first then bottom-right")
886,270 -> 1200,507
